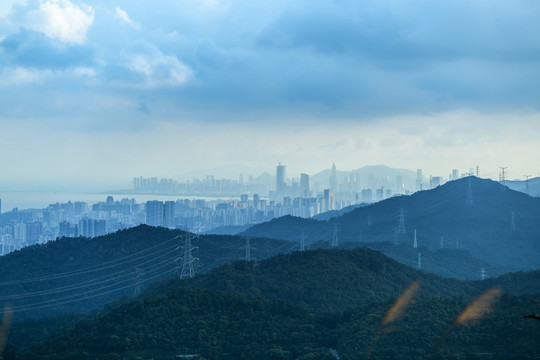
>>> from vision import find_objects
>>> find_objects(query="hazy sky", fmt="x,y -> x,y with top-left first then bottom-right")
1,0 -> 540,188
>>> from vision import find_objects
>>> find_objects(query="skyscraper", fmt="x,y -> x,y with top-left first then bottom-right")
276,163 -> 287,196
416,169 -> 423,191
163,201 -> 176,228
395,175 -> 403,193
300,173 -> 310,197
146,200 -> 164,227
324,189 -> 334,212
329,163 -> 338,191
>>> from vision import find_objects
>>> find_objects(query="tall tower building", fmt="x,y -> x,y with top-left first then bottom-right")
300,173 -> 310,197
330,163 -> 338,191
146,200 -> 164,227
276,163 -> 287,196
163,201 -> 176,228
415,169 -> 423,191
324,189 -> 334,211
395,175 -> 403,193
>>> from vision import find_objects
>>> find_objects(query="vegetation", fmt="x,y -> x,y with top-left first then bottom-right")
242,177 -> 540,275
0,225 -> 291,318
6,289 -> 540,359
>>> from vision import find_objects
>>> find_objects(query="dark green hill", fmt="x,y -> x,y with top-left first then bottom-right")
242,177 -> 540,273
13,289 -> 540,360
0,225 -> 291,318
344,242 -> 503,280
144,247 -> 484,312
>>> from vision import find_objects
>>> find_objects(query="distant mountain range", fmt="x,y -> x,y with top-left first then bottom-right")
241,177 -> 540,274
502,176 -> 540,197
310,164 -> 418,191
173,164 -> 419,191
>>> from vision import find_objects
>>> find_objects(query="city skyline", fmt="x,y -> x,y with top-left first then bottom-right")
1,1 -> 540,187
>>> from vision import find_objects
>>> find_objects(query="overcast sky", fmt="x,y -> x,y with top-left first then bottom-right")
1,0 -> 540,189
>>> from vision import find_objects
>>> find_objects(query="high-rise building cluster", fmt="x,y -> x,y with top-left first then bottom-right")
132,175 -> 271,196
0,164 -> 471,257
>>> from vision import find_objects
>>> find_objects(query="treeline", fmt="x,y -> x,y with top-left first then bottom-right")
0,225 -> 292,318
5,289 -> 540,360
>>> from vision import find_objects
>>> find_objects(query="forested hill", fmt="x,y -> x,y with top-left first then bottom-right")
242,177 -> 540,273
16,290 -> 540,360
0,225 -> 292,318
11,285 -> 540,359
5,245 -> 540,359
143,247 -> 540,313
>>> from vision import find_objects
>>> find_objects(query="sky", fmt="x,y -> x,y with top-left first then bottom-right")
1,0 -> 540,189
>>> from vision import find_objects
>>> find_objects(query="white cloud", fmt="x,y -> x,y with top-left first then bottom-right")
0,67 -> 53,84
125,46 -> 193,87
72,66 -> 96,77
115,6 -> 139,29
0,0 -> 20,18
28,0 -> 94,44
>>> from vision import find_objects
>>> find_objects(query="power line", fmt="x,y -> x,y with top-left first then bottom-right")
0,234 -> 182,286
4,267 -> 177,314
0,250 -> 177,301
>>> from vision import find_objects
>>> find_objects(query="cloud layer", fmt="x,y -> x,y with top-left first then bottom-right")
0,0 -> 539,185
0,0 -> 539,126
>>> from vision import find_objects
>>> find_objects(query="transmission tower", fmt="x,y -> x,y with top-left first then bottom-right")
524,175 -> 532,195
397,208 -> 406,234
417,252 -> 422,270
300,229 -> 306,251
511,211 -> 517,232
480,268 -> 486,280
466,175 -> 474,206
331,219 -> 339,248
476,166 -> 479,177
134,268 -> 144,296
499,167 -> 508,182
413,229 -> 418,249
245,237 -> 252,261
180,235 -> 198,279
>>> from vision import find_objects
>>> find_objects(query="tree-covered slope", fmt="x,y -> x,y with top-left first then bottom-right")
0,225 -> 291,318
12,289 -> 540,360
144,247 -> 485,312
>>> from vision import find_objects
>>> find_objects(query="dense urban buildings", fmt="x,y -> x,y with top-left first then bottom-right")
0,164 -> 475,256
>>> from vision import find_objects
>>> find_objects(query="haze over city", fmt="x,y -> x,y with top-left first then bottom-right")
1,0 -> 540,189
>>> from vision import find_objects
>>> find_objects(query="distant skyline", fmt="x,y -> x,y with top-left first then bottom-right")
1,0 -> 540,188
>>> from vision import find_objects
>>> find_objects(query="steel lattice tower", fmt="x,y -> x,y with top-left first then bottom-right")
466,176 -> 474,206
331,219 -> 338,248
180,235 -> 198,279
524,175 -> 531,195
245,237 -> 251,261
397,208 -> 406,234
